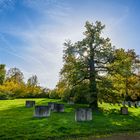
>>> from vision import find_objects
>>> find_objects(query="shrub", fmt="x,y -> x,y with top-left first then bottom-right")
0,92 -> 9,100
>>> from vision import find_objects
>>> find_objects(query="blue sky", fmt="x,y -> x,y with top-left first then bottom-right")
0,0 -> 140,89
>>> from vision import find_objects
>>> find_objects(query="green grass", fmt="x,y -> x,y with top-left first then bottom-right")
0,98 -> 140,139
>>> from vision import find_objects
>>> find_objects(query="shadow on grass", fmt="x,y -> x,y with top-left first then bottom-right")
0,101 -> 140,140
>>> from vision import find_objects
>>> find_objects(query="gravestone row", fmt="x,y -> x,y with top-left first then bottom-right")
25,100 -> 134,122
25,100 -> 65,117
25,100 -> 93,121
75,108 -> 92,121
26,100 -> 35,108
110,101 -> 140,107
48,102 -> 64,112
121,101 -> 140,108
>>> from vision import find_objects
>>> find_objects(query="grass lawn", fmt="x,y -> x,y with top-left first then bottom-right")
0,98 -> 140,139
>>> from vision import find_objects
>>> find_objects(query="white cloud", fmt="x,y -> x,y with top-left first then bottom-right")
16,23 -> 83,89
0,0 -> 132,89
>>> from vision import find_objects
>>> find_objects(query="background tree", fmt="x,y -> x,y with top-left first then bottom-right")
61,21 -> 115,110
27,75 -> 38,86
0,67 -> 46,99
109,48 -> 140,102
0,64 -> 6,85
6,67 -> 24,84
25,75 -> 43,98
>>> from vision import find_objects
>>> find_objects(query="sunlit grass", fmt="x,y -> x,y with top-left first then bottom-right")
0,98 -> 140,139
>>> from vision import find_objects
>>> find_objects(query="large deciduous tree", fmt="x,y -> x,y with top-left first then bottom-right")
61,21 -> 115,110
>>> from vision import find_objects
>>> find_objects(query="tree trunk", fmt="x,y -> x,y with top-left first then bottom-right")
89,46 -> 98,110
89,73 -> 98,110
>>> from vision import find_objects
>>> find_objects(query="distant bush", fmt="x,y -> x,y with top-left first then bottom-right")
48,89 -> 60,99
0,92 -> 9,100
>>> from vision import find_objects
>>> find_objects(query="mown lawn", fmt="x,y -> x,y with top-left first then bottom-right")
0,98 -> 140,139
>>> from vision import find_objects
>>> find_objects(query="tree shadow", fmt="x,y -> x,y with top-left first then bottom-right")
0,102 -> 140,139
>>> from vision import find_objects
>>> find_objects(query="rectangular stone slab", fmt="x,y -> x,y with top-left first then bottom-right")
75,108 -> 92,121
120,107 -> 128,115
34,106 -> 50,117
54,104 -> 64,112
26,100 -> 35,108
48,102 -> 56,110
67,101 -> 74,105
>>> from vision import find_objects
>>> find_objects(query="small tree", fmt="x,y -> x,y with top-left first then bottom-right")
6,67 -> 24,84
110,48 -> 140,103
27,75 -> 38,87
0,64 -> 6,85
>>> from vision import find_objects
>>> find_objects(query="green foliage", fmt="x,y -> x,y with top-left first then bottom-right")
27,75 -> 38,86
60,21 -> 115,109
0,91 -> 9,100
55,79 -> 89,104
1,21 -> 140,105
0,66 -> 50,99
6,67 -> 24,84
0,98 -> 140,139
97,76 -> 120,103
108,49 -> 140,102
60,88 -> 72,101
0,64 -> 6,85
57,29 -> 140,105
0,80 -> 24,98
48,89 -> 60,99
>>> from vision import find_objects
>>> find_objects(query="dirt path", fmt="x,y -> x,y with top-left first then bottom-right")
88,134 -> 140,140
96,135 -> 140,140
67,133 -> 140,140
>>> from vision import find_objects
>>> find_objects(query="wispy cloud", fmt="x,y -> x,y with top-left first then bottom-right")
0,0 -> 135,88
0,33 -> 28,63
0,0 -> 84,88
0,0 -> 16,12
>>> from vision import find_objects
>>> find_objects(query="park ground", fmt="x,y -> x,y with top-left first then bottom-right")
0,98 -> 140,140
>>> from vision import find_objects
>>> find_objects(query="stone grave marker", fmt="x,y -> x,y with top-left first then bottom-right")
34,106 -> 50,117
26,100 -> 35,108
134,101 -> 137,108
128,101 -> 131,107
54,103 -> 64,112
48,102 -> 55,110
131,102 -> 135,107
137,101 -> 140,107
67,100 -> 74,105
120,107 -> 128,115
125,101 -> 128,106
75,108 -> 92,121
86,108 -> 92,120
122,101 -> 125,106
